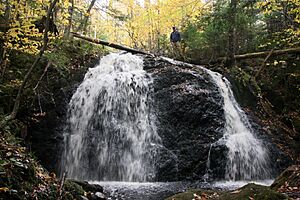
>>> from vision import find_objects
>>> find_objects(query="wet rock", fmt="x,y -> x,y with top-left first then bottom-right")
79,195 -> 89,200
95,192 -> 106,199
144,57 -> 225,181
88,192 -> 106,200
65,180 -> 106,200
69,179 -> 104,193
63,179 -> 85,196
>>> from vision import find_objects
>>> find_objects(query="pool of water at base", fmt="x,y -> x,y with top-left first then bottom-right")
89,179 -> 274,200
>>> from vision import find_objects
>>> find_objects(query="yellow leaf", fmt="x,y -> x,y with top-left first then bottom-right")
0,187 -> 9,192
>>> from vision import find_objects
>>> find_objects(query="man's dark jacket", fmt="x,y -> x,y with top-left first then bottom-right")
170,31 -> 181,42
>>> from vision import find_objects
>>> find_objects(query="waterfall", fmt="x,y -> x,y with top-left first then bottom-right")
160,57 -> 271,181
203,144 -> 212,181
206,70 -> 271,181
61,53 -> 160,182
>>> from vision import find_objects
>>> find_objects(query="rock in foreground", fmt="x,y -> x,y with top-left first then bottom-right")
271,165 -> 300,199
165,183 -> 288,200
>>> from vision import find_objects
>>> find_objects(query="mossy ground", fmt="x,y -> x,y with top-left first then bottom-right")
0,128 -> 94,200
166,183 -> 289,200
0,128 -> 59,199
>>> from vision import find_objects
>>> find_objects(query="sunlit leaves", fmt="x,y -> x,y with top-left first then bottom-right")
256,0 -> 300,48
102,0 -> 206,51
0,0 -> 48,55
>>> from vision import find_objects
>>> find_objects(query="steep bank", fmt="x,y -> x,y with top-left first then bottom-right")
25,41 -> 106,173
221,54 -> 300,163
0,40 -> 109,199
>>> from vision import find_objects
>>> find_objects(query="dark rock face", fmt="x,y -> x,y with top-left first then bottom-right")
144,56 -> 226,181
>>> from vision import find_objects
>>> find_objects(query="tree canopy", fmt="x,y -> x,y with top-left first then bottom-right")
0,0 -> 299,126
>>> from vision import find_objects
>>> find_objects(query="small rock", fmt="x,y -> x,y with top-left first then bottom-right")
88,192 -> 106,200
11,189 -> 18,193
79,195 -> 89,200
95,192 -> 106,199
231,189 -> 241,194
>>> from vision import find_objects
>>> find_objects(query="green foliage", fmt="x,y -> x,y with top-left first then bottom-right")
256,0 -> 300,49
0,38 -> 107,124
45,39 -> 107,70
180,0 -> 299,62
181,0 -> 265,61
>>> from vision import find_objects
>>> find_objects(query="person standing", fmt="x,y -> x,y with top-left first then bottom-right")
170,26 -> 181,43
170,26 -> 183,59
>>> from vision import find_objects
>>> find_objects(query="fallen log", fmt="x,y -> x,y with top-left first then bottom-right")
214,47 -> 300,62
71,32 -> 150,55
71,32 -> 299,62
234,47 -> 300,60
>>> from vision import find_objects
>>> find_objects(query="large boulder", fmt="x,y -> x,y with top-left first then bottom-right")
144,56 -> 225,181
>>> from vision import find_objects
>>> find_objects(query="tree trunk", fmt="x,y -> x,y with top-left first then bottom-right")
4,0 -> 10,31
0,0 -> 59,129
77,0 -> 96,34
64,0 -> 74,38
227,0 -> 237,66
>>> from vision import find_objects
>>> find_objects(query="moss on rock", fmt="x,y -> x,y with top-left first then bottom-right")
220,183 -> 288,200
166,183 -> 288,200
63,179 -> 85,197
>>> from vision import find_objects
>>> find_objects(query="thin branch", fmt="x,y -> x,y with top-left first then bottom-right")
57,171 -> 67,200
253,48 -> 274,80
33,61 -> 52,91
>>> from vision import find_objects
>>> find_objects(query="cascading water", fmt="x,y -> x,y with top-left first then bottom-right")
61,53 -> 160,182
206,70 -> 271,181
203,144 -> 212,181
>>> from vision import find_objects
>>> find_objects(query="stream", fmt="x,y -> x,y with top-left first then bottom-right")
90,180 -> 274,200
